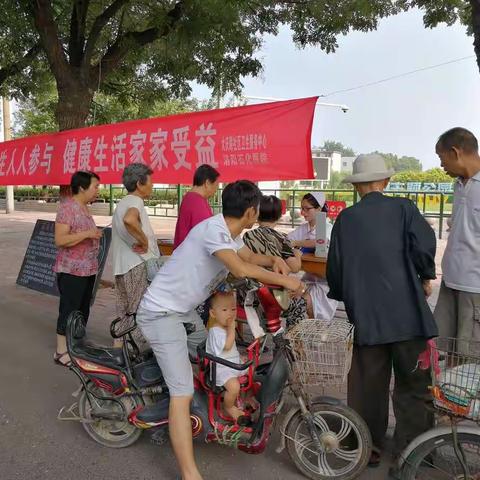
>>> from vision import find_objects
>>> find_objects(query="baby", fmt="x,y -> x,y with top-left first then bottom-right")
206,290 -> 244,420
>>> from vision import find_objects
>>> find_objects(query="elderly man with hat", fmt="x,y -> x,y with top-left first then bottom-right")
326,154 -> 438,466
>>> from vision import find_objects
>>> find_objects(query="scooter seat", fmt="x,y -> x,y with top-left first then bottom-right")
72,343 -> 125,368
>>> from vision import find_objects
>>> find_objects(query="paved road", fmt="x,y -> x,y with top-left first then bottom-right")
1,212 -> 445,480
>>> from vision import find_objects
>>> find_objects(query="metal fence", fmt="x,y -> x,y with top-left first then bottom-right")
110,186 -> 453,239
1,186 -> 453,239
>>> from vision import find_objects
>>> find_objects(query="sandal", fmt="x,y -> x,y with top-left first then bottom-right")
236,415 -> 253,427
54,351 -> 72,367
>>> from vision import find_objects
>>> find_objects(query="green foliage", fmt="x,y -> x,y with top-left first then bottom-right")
371,151 -> 422,172
0,186 -> 59,201
12,78 -> 213,137
318,140 -> 355,157
0,186 -> 179,203
392,168 -> 454,183
327,171 -> 351,189
412,1 -> 471,31
3,0 -> 473,131
12,82 -> 58,137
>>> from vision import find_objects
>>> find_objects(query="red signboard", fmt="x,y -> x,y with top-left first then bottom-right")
0,97 -> 317,186
326,201 -> 347,219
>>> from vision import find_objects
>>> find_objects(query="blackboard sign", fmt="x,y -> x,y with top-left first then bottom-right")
16,219 -> 111,302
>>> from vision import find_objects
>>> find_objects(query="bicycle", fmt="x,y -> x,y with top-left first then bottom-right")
395,336 -> 480,479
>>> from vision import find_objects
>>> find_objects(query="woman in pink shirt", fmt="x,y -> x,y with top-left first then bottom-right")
53,171 -> 103,366
173,164 -> 220,249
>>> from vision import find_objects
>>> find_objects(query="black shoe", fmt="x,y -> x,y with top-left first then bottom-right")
368,450 -> 381,468
150,428 -> 168,446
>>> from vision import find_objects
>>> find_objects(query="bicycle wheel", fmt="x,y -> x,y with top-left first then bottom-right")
285,402 -> 371,480
400,432 -> 480,479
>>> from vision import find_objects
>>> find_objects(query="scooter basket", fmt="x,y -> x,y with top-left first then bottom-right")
286,319 -> 354,387
431,337 -> 480,421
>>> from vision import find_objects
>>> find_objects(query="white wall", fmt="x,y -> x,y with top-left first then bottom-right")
340,156 -> 355,173
259,181 -> 281,193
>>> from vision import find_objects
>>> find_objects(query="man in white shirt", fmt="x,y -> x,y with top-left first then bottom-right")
434,128 -> 480,351
137,180 -> 304,480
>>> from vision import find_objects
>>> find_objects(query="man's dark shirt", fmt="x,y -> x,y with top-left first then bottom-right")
327,192 -> 438,346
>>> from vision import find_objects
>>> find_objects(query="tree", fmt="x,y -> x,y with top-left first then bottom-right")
0,1 -> 259,130
413,1 -> 479,72
327,171 -> 351,189
372,151 -> 422,172
318,140 -> 355,157
392,168 -> 454,183
0,1 -> 424,132
394,156 -> 423,172
1,2 -> 477,134
12,82 -> 59,138
12,79 -> 214,137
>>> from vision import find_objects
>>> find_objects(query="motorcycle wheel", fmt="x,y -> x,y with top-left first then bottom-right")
78,385 -> 142,448
285,402 -> 371,480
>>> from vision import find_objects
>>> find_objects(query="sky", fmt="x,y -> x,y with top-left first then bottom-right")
191,9 -> 480,170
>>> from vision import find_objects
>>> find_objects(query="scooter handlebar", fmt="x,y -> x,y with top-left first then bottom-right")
226,278 -> 262,291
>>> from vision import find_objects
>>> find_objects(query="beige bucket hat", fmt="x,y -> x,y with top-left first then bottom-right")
343,153 -> 394,184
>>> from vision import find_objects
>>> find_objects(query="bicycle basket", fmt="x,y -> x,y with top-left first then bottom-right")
285,319 -> 354,388
431,337 -> 480,421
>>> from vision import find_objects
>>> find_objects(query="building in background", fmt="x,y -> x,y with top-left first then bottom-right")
255,149 -> 356,193
339,156 -> 355,174
291,148 -> 353,190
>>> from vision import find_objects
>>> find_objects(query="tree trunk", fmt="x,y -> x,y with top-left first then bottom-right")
55,84 -> 94,131
471,0 -> 480,74
55,83 -> 94,197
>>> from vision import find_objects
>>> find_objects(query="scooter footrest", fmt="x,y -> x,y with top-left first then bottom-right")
136,394 -> 170,423
57,402 -> 81,422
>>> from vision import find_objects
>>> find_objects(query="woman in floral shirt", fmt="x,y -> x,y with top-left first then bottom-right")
53,171 -> 102,366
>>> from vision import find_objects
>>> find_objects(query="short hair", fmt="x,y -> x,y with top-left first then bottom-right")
259,195 -> 282,222
210,290 -> 236,308
193,164 -> 220,187
122,163 -> 153,193
437,128 -> 478,154
204,290 -> 236,322
302,193 -> 328,213
222,180 -> 261,218
70,171 -> 100,195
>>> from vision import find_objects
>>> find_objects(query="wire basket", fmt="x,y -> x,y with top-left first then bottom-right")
286,319 -> 354,388
431,337 -> 480,421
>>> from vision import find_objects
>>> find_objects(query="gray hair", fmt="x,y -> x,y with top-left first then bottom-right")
122,163 -> 153,192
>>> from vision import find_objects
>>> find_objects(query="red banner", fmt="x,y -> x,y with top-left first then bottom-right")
0,97 -> 317,186
326,201 -> 347,220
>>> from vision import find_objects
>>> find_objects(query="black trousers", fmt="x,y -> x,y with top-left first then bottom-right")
347,338 -> 433,454
56,273 -> 96,336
